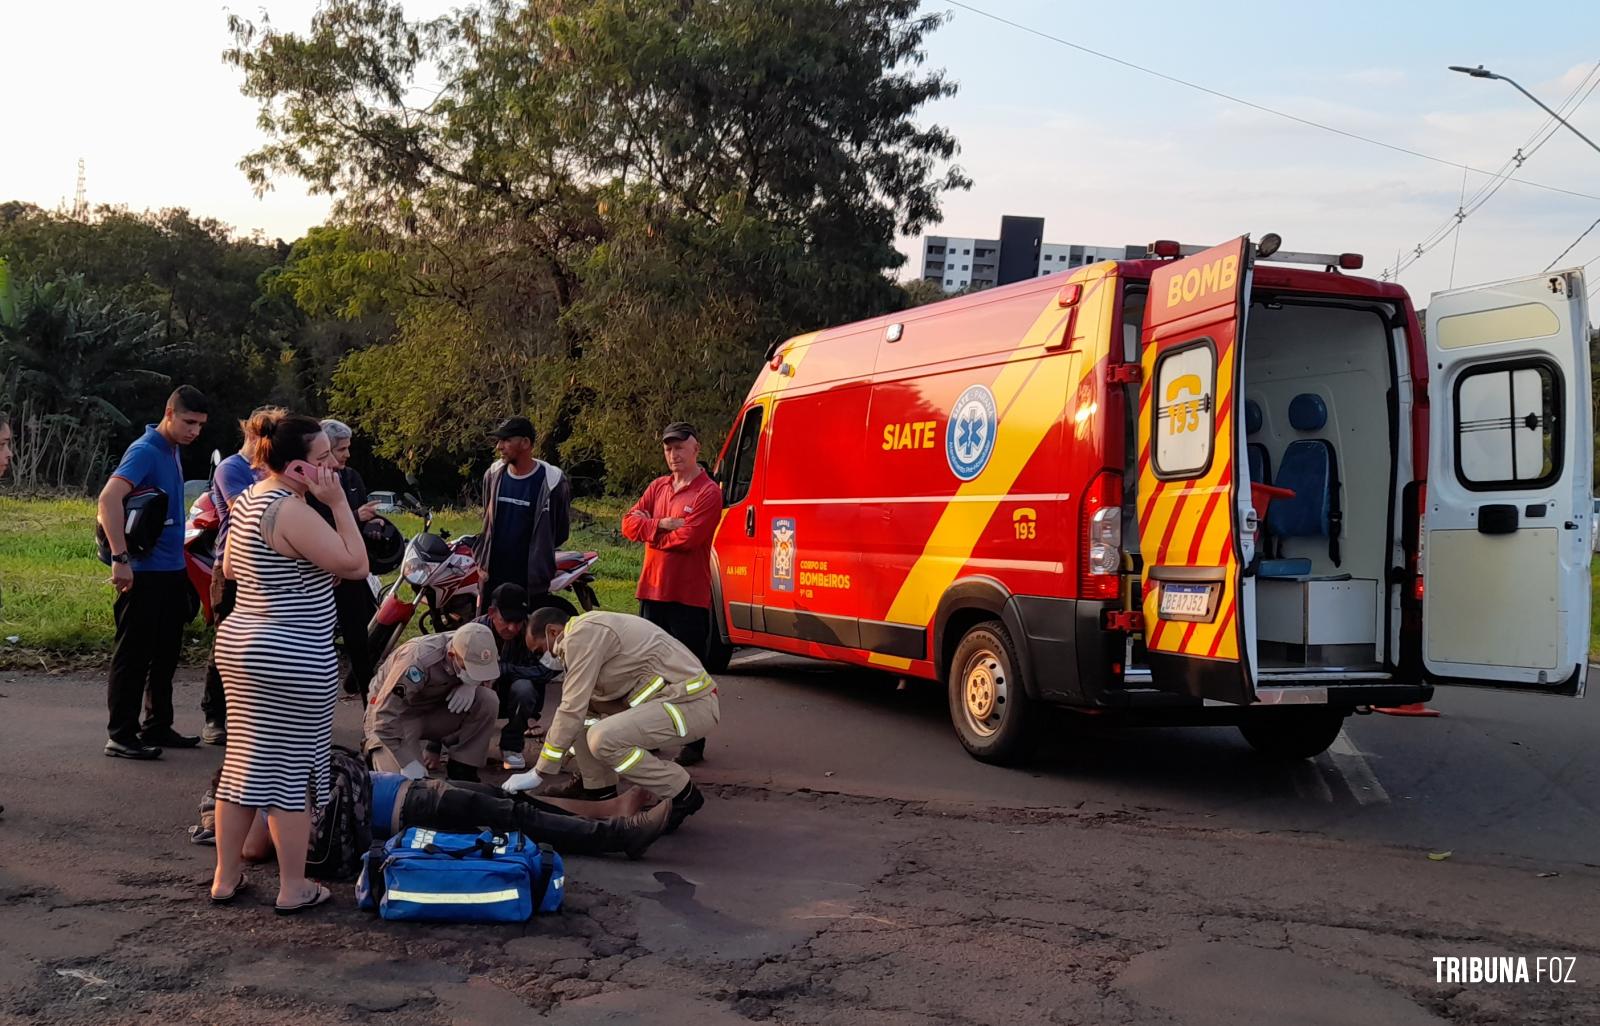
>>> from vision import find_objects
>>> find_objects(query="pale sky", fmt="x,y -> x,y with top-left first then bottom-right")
2,1 -> 1598,304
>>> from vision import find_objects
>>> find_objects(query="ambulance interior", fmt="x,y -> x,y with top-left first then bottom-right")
1120,285 -> 1408,678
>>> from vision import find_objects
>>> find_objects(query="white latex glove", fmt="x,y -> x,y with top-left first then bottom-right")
446,681 -> 477,715
502,769 -> 544,795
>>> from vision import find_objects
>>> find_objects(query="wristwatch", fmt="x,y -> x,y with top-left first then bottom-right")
110,553 -> 130,565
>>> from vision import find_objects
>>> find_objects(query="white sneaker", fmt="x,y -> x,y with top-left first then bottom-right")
502,753 -> 527,771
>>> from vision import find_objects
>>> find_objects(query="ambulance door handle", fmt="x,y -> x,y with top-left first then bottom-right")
745,506 -> 756,537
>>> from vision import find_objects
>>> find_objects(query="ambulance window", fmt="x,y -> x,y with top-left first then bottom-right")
723,406 -> 765,506
1152,341 -> 1216,479
1121,287 -> 1147,364
1453,359 -> 1562,490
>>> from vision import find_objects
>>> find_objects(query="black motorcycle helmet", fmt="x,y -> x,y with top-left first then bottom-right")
361,515 -> 406,575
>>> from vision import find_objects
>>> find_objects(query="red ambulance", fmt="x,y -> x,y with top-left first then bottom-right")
707,236 -> 1592,763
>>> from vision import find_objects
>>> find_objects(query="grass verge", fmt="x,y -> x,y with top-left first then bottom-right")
0,495 -> 642,670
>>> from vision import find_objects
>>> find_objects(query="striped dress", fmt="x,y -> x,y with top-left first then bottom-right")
215,487 -> 338,811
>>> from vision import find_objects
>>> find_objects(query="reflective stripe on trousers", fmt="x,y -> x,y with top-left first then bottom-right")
661,701 -> 686,737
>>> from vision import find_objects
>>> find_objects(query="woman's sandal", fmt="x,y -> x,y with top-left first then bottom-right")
209,873 -> 250,905
274,883 -> 333,916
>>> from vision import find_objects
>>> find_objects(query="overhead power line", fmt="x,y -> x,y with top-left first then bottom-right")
1546,216 -> 1600,271
943,1 -> 1600,207
1385,60 -> 1600,280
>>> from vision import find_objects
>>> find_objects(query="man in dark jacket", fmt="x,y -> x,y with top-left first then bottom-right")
477,417 -> 571,609
471,583 -> 557,772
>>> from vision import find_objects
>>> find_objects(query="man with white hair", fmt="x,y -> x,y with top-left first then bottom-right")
320,419 -> 381,698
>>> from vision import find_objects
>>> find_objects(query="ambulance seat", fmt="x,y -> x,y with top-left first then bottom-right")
1244,399 -> 1270,484
1262,394 -> 1341,578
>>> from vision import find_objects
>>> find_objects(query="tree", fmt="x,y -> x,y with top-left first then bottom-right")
0,276 -> 174,489
226,0 -> 970,492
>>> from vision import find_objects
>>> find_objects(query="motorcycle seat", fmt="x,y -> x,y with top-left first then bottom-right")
555,550 -> 598,571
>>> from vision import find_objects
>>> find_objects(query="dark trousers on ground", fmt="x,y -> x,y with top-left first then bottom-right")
107,570 -> 190,745
639,599 -> 710,761
497,676 -> 545,756
398,778 -> 612,853
334,579 -> 378,700
201,578 -> 237,728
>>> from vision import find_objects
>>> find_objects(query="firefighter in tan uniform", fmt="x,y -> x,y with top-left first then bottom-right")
363,623 -> 503,782
502,608 -> 715,831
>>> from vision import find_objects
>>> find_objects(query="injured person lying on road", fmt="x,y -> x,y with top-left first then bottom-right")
189,748 -> 672,864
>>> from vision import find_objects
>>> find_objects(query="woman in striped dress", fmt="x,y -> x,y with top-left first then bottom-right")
209,412 -> 368,913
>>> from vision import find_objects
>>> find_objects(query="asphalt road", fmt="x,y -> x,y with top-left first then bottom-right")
1,656 -> 1597,1025
707,650 -> 1600,869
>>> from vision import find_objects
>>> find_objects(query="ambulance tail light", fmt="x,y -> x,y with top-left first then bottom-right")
1082,472 -> 1123,601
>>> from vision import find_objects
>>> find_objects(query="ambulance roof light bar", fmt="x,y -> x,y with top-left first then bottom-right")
1147,237 -> 1364,273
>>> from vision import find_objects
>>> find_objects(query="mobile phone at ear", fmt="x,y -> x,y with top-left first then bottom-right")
285,460 -> 319,484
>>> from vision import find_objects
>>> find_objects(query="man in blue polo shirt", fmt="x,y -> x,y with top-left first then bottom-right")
96,385 -> 209,760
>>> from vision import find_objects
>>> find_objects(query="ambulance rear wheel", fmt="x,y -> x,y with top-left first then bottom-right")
949,621 -> 1034,765
1238,708 -> 1345,760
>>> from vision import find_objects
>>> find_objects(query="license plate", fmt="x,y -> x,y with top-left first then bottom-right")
1159,582 -> 1215,620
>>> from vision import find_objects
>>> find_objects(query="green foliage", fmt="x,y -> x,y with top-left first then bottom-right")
226,0 -> 970,494
0,256 -> 14,326
0,204 -> 342,487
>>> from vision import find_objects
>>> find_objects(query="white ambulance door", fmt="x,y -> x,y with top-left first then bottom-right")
1422,269 -> 1591,695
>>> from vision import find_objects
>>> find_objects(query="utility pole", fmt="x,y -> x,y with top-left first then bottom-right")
71,159 -> 87,221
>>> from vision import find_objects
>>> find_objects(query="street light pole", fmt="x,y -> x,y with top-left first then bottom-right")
1449,65 -> 1600,158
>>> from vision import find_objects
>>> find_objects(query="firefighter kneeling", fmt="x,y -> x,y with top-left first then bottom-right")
503,608 -> 714,833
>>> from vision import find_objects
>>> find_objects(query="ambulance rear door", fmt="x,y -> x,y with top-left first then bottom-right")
1422,269 -> 1591,696
1136,236 -> 1258,705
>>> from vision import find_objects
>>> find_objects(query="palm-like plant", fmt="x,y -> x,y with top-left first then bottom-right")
0,275 -> 174,429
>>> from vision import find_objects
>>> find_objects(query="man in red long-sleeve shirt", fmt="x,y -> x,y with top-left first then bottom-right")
620,422 -> 723,765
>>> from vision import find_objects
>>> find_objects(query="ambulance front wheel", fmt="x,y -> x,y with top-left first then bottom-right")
1237,708 -> 1346,760
949,621 -> 1035,765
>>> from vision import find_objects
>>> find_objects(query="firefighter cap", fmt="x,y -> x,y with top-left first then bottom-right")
449,622 -> 501,683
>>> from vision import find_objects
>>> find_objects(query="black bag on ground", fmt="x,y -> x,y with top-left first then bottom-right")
306,745 -> 374,882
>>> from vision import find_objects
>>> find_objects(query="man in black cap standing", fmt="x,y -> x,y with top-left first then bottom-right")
620,422 -> 723,765
477,416 -> 571,614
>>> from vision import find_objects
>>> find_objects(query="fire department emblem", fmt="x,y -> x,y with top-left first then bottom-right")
945,384 -> 997,481
770,517 -> 796,592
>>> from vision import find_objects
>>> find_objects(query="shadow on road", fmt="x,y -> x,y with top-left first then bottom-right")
721,654 -> 1334,815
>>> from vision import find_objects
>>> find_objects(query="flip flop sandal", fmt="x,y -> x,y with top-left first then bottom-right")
274,883 -> 333,916
209,873 -> 249,905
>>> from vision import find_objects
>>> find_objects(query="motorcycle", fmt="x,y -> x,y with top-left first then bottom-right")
182,487 -> 221,624
365,491 -> 603,671
182,449 -> 225,624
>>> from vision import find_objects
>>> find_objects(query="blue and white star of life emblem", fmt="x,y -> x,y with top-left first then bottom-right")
945,384 -> 998,481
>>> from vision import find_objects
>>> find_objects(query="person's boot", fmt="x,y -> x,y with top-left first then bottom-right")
665,781 -> 704,834
609,800 -> 673,860
540,776 -> 618,801
446,760 -> 481,783
675,738 -> 706,767
515,800 -> 672,860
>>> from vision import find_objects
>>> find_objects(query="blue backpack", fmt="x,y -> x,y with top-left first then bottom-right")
356,828 -> 564,923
